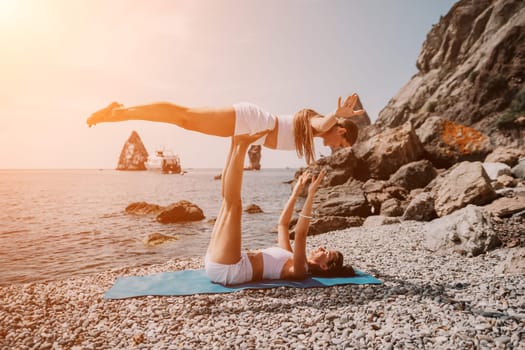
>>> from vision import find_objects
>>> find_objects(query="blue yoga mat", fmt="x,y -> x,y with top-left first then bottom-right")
104,269 -> 382,299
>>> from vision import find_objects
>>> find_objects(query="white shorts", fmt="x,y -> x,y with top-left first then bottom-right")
233,102 -> 277,145
204,252 -> 253,285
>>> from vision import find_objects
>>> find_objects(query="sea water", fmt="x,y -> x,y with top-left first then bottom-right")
0,168 -> 297,286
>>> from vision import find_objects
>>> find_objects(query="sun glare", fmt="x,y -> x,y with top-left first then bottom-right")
0,0 -> 16,17
0,0 -> 22,28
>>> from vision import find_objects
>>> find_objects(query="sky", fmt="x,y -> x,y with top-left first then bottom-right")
0,0 -> 457,169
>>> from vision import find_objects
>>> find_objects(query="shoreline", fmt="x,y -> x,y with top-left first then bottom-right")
1,222 -> 523,349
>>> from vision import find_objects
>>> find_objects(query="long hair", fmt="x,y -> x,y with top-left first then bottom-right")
293,109 -> 320,164
307,251 -> 356,277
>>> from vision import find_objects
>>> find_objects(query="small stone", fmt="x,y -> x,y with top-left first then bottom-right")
39,342 -> 52,350
353,331 -> 365,339
382,343 -> 393,350
132,332 -> 145,345
434,336 -> 448,344
331,338 -> 342,345
494,336 -> 511,345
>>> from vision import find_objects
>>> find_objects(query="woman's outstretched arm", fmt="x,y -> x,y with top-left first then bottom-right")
311,94 -> 365,134
277,171 -> 309,252
290,169 -> 326,277
87,102 -> 236,137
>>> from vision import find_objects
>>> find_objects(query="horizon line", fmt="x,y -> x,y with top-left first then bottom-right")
0,167 -> 299,171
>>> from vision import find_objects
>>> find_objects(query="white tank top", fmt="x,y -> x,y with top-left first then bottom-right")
260,247 -> 293,279
276,115 -> 296,150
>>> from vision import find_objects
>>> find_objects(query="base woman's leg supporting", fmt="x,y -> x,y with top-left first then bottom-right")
206,132 -> 269,264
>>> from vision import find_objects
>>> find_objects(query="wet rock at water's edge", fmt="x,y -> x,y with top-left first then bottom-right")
125,200 -> 205,224
143,233 -> 178,246
126,202 -> 163,215
156,200 -> 205,224
244,204 -> 263,214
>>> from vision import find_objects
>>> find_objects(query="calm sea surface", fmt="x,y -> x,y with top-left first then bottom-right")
0,168 -> 297,286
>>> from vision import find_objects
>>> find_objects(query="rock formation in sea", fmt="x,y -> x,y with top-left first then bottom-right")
247,145 -> 262,170
291,0 -> 525,268
125,200 -> 205,224
116,131 -> 149,171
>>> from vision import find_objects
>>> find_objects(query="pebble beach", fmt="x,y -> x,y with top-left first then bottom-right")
1,221 -> 523,350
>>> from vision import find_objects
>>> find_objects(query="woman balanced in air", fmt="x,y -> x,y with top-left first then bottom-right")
87,94 -> 364,164
205,131 -> 353,285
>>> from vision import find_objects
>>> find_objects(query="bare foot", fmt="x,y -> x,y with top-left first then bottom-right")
86,102 -> 122,127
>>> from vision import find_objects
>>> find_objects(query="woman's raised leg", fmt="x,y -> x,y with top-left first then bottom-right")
87,102 -> 236,137
206,131 -> 269,264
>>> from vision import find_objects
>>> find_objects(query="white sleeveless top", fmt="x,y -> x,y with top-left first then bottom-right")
260,247 -> 293,279
232,102 -> 296,151
276,114 -> 296,150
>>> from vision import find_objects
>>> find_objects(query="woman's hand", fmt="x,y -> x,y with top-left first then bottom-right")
335,94 -> 365,118
233,129 -> 271,145
292,171 -> 310,194
308,168 -> 326,195
86,102 -> 124,127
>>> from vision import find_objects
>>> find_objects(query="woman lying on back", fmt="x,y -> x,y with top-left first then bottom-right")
205,131 -> 354,285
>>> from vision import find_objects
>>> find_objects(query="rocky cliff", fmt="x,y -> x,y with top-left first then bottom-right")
295,0 -> 525,245
376,0 -> 525,146
116,131 -> 149,171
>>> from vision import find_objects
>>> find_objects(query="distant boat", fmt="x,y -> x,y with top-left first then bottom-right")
146,149 -> 182,174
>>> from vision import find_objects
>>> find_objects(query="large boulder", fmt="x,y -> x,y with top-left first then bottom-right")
512,158 -> 525,179
494,174 -> 517,188
430,161 -> 497,217
313,181 -> 371,218
483,192 -> 525,218
116,131 -> 149,171
415,117 -> 493,168
423,205 -> 501,257
380,198 -> 405,217
156,200 -> 205,224
315,147 -> 369,185
402,192 -> 437,222
306,216 -> 364,236
388,159 -> 437,190
485,147 -> 525,167
363,179 -> 409,215
353,122 -> 424,180
495,248 -> 525,275
482,162 -> 512,180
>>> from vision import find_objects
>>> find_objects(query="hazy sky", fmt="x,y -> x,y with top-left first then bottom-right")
0,0 -> 456,169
